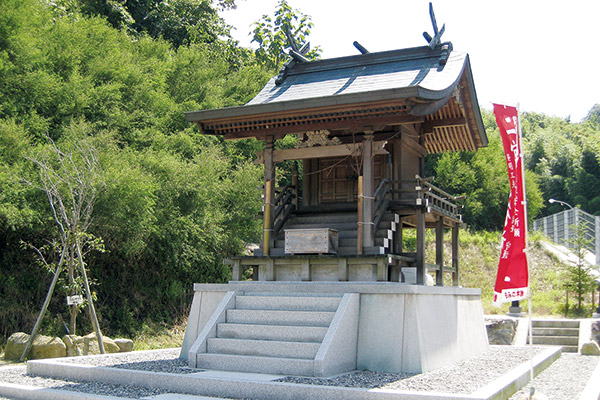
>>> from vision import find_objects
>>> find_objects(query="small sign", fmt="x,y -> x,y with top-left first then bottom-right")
66,295 -> 84,306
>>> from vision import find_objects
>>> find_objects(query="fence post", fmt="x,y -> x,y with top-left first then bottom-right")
596,216 -> 600,266
564,210 -> 570,245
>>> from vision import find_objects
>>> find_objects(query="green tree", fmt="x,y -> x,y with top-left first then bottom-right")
429,109 -> 544,230
53,0 -> 237,48
562,223 -> 597,316
251,0 -> 321,69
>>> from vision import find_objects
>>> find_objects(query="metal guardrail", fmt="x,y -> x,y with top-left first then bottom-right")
533,208 -> 600,265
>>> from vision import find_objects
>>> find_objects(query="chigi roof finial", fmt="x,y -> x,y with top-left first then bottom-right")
275,27 -> 312,85
422,3 -> 453,65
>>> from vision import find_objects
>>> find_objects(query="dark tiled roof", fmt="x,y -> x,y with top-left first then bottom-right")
186,46 -> 470,122
248,46 -> 466,106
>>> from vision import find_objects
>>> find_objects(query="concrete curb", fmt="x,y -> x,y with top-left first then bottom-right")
578,355 -> 600,400
20,346 -> 561,400
0,380 -> 124,400
471,346 -> 561,400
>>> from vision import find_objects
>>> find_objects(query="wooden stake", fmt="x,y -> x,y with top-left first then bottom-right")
19,246 -> 67,362
76,235 -> 105,354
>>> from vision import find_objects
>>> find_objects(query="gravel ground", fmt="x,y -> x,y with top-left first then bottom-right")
509,353 -> 600,400
55,348 -> 199,374
0,346 -> 598,399
280,346 -> 546,393
0,365 -> 168,398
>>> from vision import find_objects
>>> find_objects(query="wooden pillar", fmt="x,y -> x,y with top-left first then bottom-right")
362,134 -> 374,248
357,176 -> 364,255
435,217 -> 444,286
263,136 -> 275,255
452,223 -> 460,286
310,159 -> 319,205
302,159 -> 310,207
416,208 -> 426,285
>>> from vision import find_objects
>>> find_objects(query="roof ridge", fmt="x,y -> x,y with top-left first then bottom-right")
285,45 -> 448,78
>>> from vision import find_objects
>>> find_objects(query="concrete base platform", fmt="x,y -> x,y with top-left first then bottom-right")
2,346 -> 565,400
182,282 -> 489,375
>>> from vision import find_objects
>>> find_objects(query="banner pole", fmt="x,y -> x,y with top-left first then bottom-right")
517,104 -> 535,399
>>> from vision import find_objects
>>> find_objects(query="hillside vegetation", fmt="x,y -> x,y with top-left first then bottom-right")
0,0 -> 599,349
455,231 -> 566,316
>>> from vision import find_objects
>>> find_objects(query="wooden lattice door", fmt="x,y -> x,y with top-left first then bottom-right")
318,156 -> 384,204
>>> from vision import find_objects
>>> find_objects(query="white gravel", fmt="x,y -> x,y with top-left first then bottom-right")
56,348 -> 198,374
280,346 -> 547,393
0,346 -> 598,399
509,353 -> 599,400
0,365 -> 168,398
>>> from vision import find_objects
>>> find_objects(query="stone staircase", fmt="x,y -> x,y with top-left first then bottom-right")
191,292 -> 359,377
258,206 -> 400,256
529,319 -> 580,353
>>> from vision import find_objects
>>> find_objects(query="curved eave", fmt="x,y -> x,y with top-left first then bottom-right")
184,85 -> 449,124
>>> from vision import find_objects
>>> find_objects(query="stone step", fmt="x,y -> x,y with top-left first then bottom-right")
207,338 -> 320,359
560,346 -> 580,353
226,309 -> 335,327
532,327 -> 579,337
195,353 -> 315,376
531,319 -> 580,329
531,335 -> 579,346
240,292 -> 342,298
217,323 -> 328,342
235,295 -> 341,312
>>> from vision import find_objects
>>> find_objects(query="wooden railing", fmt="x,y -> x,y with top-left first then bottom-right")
371,176 -> 463,231
273,185 -> 297,239
373,178 -> 392,231
415,175 -> 464,221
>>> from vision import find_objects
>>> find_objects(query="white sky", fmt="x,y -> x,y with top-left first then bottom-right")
222,0 -> 600,122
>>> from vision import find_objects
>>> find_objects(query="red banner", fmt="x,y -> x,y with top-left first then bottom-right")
493,104 -> 529,306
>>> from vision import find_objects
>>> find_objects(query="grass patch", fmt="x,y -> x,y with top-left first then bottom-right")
447,229 -> 569,316
131,319 -> 187,351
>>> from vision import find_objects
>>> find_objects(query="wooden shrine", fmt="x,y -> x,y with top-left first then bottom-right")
185,18 -> 487,287
181,7 -> 491,376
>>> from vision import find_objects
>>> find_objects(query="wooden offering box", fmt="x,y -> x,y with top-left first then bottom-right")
285,228 -> 338,255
